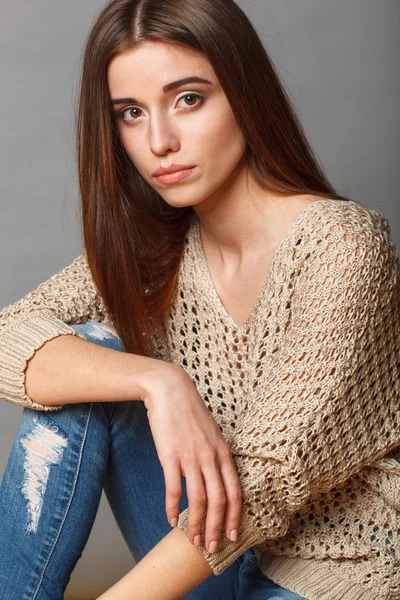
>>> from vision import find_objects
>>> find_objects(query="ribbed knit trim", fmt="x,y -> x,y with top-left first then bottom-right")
259,553 -> 383,600
0,308 -> 86,411
177,507 -> 263,575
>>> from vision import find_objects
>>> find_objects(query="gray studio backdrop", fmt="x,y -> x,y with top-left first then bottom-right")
1,1 -> 399,598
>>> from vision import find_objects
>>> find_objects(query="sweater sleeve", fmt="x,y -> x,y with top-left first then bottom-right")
0,251 -> 110,411
177,213 -> 400,575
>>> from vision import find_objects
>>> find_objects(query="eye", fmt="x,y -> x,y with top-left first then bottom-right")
118,92 -> 204,124
176,93 -> 204,109
119,106 -> 144,123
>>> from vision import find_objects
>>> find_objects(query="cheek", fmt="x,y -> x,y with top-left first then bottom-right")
118,130 -> 153,182
199,102 -> 246,159
118,129 -> 141,165
199,109 -> 246,176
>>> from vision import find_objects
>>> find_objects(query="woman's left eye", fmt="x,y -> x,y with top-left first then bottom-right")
177,93 -> 204,108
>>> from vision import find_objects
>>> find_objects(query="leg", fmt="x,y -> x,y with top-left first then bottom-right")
103,403 -> 243,599
0,321 -> 123,600
237,548 -> 306,600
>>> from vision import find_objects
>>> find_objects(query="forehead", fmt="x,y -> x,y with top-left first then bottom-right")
107,40 -> 213,94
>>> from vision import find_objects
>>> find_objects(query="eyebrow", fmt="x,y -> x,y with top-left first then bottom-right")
110,76 -> 213,107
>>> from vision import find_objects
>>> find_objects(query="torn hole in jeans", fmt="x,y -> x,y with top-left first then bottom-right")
18,417 -> 68,534
89,322 -> 121,341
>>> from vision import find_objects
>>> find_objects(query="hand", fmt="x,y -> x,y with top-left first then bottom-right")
142,363 -> 243,553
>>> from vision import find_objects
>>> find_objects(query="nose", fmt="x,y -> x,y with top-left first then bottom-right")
149,111 -> 180,155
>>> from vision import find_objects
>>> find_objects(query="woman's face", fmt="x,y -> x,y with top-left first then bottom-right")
107,40 -> 248,210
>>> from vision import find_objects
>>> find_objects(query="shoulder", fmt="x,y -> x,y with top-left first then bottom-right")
303,198 -> 398,263
305,198 -> 389,237
296,199 -> 400,297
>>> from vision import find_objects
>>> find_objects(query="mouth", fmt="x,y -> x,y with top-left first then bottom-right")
153,166 -> 196,185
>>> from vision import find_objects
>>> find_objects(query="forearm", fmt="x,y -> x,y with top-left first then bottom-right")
25,333 -> 164,407
97,527 -> 213,600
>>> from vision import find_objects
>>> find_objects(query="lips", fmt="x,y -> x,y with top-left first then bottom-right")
152,164 -> 195,177
153,167 -> 196,184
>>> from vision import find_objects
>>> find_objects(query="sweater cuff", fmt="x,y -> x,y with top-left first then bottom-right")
0,308 -> 87,411
177,506 -> 263,575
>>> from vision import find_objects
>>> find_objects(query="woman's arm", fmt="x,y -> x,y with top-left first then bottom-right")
96,527 -> 213,600
0,251 -> 111,410
24,331 -> 163,407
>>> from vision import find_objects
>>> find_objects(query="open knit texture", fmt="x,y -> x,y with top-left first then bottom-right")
1,198 -> 399,599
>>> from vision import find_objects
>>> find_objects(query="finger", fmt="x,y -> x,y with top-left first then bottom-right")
201,450 -> 227,553
218,447 -> 242,542
184,462 -> 207,546
163,459 -> 182,528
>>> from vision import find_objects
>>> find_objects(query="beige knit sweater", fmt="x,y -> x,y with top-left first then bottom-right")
1,198 -> 399,600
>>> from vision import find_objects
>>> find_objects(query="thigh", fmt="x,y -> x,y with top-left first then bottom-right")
0,321 -> 118,600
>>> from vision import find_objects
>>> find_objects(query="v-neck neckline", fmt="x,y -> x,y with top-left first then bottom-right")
191,198 -> 335,333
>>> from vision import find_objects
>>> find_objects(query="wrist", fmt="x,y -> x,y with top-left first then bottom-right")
138,358 -> 185,409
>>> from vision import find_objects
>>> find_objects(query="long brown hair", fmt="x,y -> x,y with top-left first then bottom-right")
75,0 -> 351,357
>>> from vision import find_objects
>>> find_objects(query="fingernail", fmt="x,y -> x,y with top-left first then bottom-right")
229,529 -> 238,542
208,540 -> 217,554
170,517 -> 178,527
194,535 -> 201,547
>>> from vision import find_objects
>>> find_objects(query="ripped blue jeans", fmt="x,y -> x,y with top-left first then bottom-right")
0,320 -> 305,600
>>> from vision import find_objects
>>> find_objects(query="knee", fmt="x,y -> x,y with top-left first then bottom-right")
69,320 -> 126,352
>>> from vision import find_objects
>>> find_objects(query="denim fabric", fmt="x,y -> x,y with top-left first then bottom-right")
0,320 -> 305,600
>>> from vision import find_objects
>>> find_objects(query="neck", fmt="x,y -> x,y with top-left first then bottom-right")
192,162 -> 308,266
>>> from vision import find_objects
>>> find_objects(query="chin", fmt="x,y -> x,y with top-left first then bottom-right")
161,198 -> 200,209
158,188 -> 208,208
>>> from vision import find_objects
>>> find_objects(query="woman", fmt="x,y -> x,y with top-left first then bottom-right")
0,0 -> 399,598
